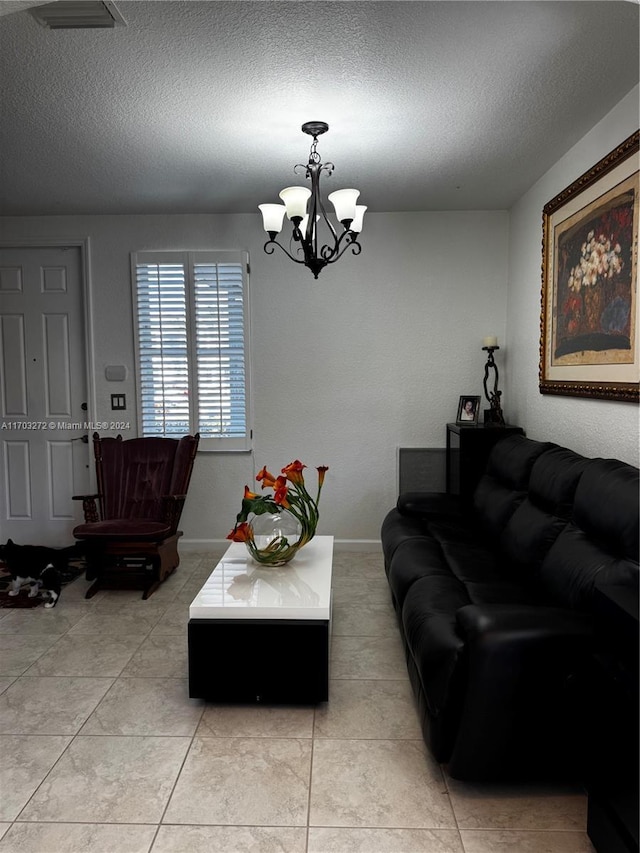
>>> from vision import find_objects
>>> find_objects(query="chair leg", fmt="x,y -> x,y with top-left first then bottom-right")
85,578 -> 102,599
83,543 -> 106,595
158,538 -> 180,582
142,578 -> 161,600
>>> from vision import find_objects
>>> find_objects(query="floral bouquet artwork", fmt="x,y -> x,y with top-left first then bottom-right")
227,461 -> 328,566
555,196 -> 635,362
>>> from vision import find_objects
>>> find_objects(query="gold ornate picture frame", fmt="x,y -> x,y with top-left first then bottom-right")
540,131 -> 639,402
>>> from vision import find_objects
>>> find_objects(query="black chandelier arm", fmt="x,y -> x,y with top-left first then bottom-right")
294,161 -> 334,179
323,234 -> 362,265
263,237 -> 308,266
313,197 -> 338,249
328,238 -> 362,264
310,162 -> 336,234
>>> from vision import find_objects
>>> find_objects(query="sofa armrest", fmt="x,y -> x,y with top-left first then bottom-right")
448,604 -> 593,780
397,491 -> 462,518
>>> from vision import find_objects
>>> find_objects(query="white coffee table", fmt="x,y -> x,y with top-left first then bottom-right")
188,535 -> 333,703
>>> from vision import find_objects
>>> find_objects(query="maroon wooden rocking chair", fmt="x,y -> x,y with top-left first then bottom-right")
73,432 -> 199,599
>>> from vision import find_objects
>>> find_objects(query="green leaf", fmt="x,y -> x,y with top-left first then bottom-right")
236,495 -> 280,523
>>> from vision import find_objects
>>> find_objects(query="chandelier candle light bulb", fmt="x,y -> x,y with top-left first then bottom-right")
279,186 -> 312,221
258,203 -> 287,238
483,336 -> 498,348
351,205 -> 367,233
327,188 -> 360,226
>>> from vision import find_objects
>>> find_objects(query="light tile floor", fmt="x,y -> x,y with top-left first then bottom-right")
0,549 -> 595,853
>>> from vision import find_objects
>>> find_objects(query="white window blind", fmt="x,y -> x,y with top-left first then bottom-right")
132,251 -> 250,451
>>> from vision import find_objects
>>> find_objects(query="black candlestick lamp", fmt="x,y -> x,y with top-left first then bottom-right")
482,337 -> 505,426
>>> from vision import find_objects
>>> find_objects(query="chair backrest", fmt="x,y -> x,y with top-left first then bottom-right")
93,432 -> 199,527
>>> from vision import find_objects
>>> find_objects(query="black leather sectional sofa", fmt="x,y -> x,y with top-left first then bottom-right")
381,434 -> 639,785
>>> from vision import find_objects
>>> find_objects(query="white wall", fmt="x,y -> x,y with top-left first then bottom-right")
506,86 -> 640,466
4,85 -> 638,548
0,210 -> 508,545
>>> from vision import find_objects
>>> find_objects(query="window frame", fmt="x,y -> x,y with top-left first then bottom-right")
131,249 -> 252,452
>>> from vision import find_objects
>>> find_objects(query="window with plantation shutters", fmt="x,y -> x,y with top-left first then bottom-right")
132,251 -> 250,451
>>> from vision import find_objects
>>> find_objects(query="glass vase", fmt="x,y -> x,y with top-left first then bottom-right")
246,511 -> 303,567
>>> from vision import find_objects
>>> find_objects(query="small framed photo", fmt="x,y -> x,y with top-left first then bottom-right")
456,395 -> 480,425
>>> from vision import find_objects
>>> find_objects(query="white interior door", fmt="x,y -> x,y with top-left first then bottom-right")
0,245 -> 89,547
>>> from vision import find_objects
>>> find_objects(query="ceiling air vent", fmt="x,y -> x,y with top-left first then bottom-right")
29,1 -> 125,29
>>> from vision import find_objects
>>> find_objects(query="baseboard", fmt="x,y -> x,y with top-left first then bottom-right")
180,538 -> 381,553
333,539 -> 381,552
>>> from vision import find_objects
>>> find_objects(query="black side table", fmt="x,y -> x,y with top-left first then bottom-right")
585,583 -> 639,853
446,422 -> 524,500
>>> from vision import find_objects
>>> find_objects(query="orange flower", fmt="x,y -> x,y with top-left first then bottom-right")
316,465 -> 329,487
273,476 -> 290,508
243,485 -> 259,500
282,459 -> 306,485
227,522 -> 252,543
256,465 -> 276,488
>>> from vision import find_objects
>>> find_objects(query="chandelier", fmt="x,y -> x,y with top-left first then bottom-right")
258,122 -> 366,279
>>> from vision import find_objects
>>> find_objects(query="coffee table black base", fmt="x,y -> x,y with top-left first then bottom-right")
188,618 -> 330,704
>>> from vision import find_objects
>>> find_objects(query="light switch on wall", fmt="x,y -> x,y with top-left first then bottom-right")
105,365 -> 127,381
111,393 -> 126,410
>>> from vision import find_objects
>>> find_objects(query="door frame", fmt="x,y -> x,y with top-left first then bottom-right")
0,236 -> 97,489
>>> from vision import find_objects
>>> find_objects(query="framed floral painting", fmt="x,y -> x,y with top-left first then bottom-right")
540,130 -> 639,402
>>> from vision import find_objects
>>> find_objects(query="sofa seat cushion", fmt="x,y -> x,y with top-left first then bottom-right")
401,575 -> 468,720
383,493 -> 466,571
381,508 -> 430,570
429,534 -> 541,606
387,537 -> 451,609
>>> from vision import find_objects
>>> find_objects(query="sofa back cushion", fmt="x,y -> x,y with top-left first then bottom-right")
473,436 -> 554,539
539,458 -> 640,611
500,446 -> 590,581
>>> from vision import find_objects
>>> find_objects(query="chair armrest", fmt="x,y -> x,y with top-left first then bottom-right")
397,491 -> 462,518
449,604 -> 593,780
72,494 -> 102,523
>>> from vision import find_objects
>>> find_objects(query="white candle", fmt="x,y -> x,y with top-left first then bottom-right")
483,336 -> 498,347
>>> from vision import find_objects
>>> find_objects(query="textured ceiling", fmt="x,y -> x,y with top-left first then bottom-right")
0,1 -> 638,215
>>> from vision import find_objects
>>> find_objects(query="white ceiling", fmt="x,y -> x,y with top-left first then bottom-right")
0,1 -> 638,216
